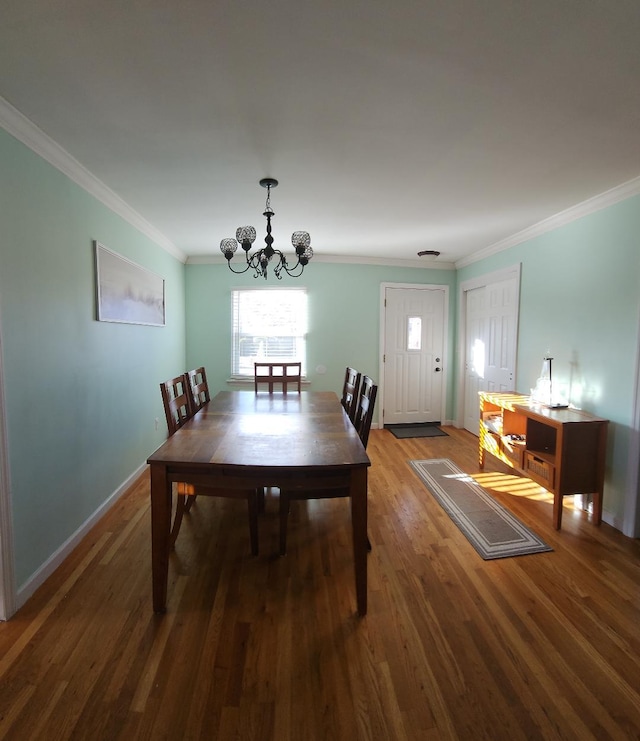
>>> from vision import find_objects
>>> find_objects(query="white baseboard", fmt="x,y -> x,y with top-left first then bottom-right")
602,510 -> 620,531
15,462 -> 147,613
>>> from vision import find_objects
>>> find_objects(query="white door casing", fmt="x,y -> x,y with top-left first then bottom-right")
0,299 -> 16,620
380,284 -> 448,426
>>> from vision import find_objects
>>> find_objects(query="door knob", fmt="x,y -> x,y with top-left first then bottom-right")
435,367 -> 441,372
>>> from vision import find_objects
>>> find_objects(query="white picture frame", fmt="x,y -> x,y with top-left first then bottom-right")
95,241 -> 165,326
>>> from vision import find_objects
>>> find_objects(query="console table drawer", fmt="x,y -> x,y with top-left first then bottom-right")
525,452 -> 555,488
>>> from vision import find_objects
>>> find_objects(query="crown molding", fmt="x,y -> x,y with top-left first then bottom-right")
0,96 -> 185,263
6,92 -> 638,273
187,252 -> 456,270
456,175 -> 640,269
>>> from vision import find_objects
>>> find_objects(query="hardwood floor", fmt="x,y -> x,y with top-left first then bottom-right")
1,426 -> 639,740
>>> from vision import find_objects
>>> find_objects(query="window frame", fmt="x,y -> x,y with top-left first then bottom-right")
230,287 -> 308,379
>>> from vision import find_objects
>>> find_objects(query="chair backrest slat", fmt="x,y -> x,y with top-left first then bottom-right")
254,362 -> 302,394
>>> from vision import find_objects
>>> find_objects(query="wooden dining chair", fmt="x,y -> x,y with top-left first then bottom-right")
160,375 -> 196,546
160,374 -> 192,436
160,375 -> 259,554
352,374 -> 377,449
186,366 -> 210,413
254,362 -> 302,394
341,366 -> 361,422
278,375 -> 378,555
179,366 -> 211,518
253,361 -> 302,508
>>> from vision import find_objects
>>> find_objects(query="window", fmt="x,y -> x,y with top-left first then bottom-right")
407,317 -> 422,350
231,288 -> 308,377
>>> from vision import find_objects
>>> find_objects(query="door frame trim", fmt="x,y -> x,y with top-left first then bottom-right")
0,298 -> 16,620
624,298 -> 640,537
456,264 -> 521,429
379,282 -> 449,430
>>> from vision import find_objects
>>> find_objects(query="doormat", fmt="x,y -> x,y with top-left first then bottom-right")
386,423 -> 448,439
409,458 -> 553,559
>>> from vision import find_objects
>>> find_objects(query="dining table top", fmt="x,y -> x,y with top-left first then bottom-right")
147,389 -> 371,615
147,389 -> 371,473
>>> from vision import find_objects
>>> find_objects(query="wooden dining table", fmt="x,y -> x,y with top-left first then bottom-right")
147,390 -> 372,615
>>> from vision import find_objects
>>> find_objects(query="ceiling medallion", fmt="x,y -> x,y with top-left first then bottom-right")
220,178 -> 313,279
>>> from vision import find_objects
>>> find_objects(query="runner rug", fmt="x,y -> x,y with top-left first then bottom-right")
409,458 -> 552,559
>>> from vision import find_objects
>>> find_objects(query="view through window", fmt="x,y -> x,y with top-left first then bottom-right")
231,288 -> 307,377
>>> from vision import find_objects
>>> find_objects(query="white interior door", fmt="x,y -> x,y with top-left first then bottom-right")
463,286 -> 487,433
461,268 -> 520,434
382,285 -> 446,425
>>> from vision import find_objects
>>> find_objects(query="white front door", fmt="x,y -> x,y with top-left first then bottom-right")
382,285 -> 446,425
461,268 -> 520,434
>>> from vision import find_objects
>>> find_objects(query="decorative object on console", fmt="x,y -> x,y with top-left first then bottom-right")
531,354 -> 568,409
220,178 -> 313,280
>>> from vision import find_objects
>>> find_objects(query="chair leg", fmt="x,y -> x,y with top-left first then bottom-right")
248,491 -> 259,556
185,494 -> 197,512
170,494 -> 187,548
279,494 -> 290,555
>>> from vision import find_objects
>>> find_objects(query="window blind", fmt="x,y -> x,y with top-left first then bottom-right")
231,288 -> 308,377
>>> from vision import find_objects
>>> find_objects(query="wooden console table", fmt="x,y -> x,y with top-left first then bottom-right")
478,392 -> 608,530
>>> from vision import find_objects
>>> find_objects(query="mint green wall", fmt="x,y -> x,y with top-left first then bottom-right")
457,195 -> 640,526
186,261 -> 457,414
0,128 -> 187,589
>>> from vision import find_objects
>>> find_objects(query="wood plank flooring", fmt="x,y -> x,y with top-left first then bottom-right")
1,426 -> 639,740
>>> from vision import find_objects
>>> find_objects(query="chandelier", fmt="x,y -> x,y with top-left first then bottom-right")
220,178 -> 313,279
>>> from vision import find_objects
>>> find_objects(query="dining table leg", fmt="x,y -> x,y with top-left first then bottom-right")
350,467 -> 368,616
150,463 -> 171,612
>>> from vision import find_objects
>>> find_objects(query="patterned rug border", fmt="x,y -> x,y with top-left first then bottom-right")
409,458 -> 553,560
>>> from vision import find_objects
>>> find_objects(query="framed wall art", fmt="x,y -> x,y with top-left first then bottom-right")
94,241 -> 165,326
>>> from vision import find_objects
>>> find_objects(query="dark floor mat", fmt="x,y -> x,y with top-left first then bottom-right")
385,424 -> 448,439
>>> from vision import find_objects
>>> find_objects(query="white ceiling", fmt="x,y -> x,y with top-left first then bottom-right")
2,1 -> 640,267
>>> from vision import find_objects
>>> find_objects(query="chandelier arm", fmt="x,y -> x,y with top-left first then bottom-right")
269,250 -> 287,280
281,260 -> 306,278
224,259 -> 252,275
